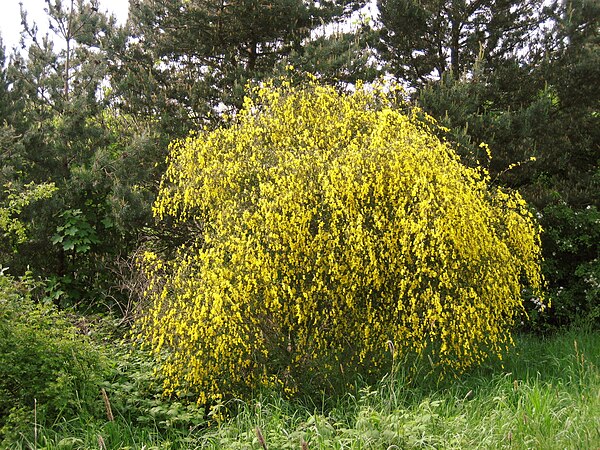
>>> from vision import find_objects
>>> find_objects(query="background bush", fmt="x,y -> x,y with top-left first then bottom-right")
137,80 -> 544,403
535,202 -> 600,330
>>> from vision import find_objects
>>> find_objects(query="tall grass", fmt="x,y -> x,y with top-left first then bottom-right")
198,328 -> 600,449
10,329 -> 599,449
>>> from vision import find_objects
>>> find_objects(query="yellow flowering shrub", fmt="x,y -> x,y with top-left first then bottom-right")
136,80 -> 544,402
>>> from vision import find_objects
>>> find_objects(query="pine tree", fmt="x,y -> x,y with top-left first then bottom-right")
0,36 -> 8,118
2,1 -> 155,310
112,0 -> 373,133
0,36 -> 22,185
543,0 -> 599,184
377,0 -> 548,87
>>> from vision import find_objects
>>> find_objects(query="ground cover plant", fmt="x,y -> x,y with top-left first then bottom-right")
0,270 -> 107,445
196,329 -> 600,450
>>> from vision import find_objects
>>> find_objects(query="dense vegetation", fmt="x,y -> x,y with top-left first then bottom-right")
0,0 -> 597,446
139,80 -> 543,402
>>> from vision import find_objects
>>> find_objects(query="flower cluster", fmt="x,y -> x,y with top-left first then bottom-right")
136,80 -> 544,402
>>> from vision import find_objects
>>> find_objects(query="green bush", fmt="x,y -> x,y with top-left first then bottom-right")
533,202 -> 600,330
0,269 -> 106,442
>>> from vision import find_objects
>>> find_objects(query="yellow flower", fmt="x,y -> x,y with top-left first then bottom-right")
136,78 -> 544,402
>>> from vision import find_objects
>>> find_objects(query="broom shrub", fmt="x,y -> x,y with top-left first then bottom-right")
137,80 -> 544,402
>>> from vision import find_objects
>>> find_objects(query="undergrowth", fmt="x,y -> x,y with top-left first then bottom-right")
7,328 -> 598,449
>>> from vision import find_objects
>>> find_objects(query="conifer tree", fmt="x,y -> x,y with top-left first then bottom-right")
113,0 -> 373,133
2,1 -> 155,310
0,37 -> 8,118
0,37 -> 22,188
377,0 -> 548,87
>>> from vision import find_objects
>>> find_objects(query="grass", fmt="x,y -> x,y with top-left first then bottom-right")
196,329 -> 599,450
6,328 -> 600,449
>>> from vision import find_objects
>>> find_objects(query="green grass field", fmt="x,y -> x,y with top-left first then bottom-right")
14,328 -> 599,450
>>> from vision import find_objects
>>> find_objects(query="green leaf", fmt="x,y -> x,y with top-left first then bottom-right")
64,226 -> 79,236
76,244 -> 91,253
101,217 -> 114,228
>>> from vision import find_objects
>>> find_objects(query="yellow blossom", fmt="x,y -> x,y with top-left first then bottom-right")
136,78 -> 545,402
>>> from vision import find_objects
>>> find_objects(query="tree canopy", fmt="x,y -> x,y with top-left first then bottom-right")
377,0 -> 548,87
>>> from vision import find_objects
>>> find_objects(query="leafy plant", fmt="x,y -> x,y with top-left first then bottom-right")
0,269 -> 107,443
534,202 -> 600,330
0,181 -> 57,251
52,208 -> 101,254
102,342 -> 206,432
48,206 -> 112,309
137,79 -> 545,403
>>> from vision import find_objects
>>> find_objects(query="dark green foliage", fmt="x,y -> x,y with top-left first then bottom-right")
0,36 -> 9,118
534,203 -> 600,329
0,271 -> 106,443
0,37 -> 26,189
0,2 -> 161,311
377,0 -> 547,87
416,65 -> 550,180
